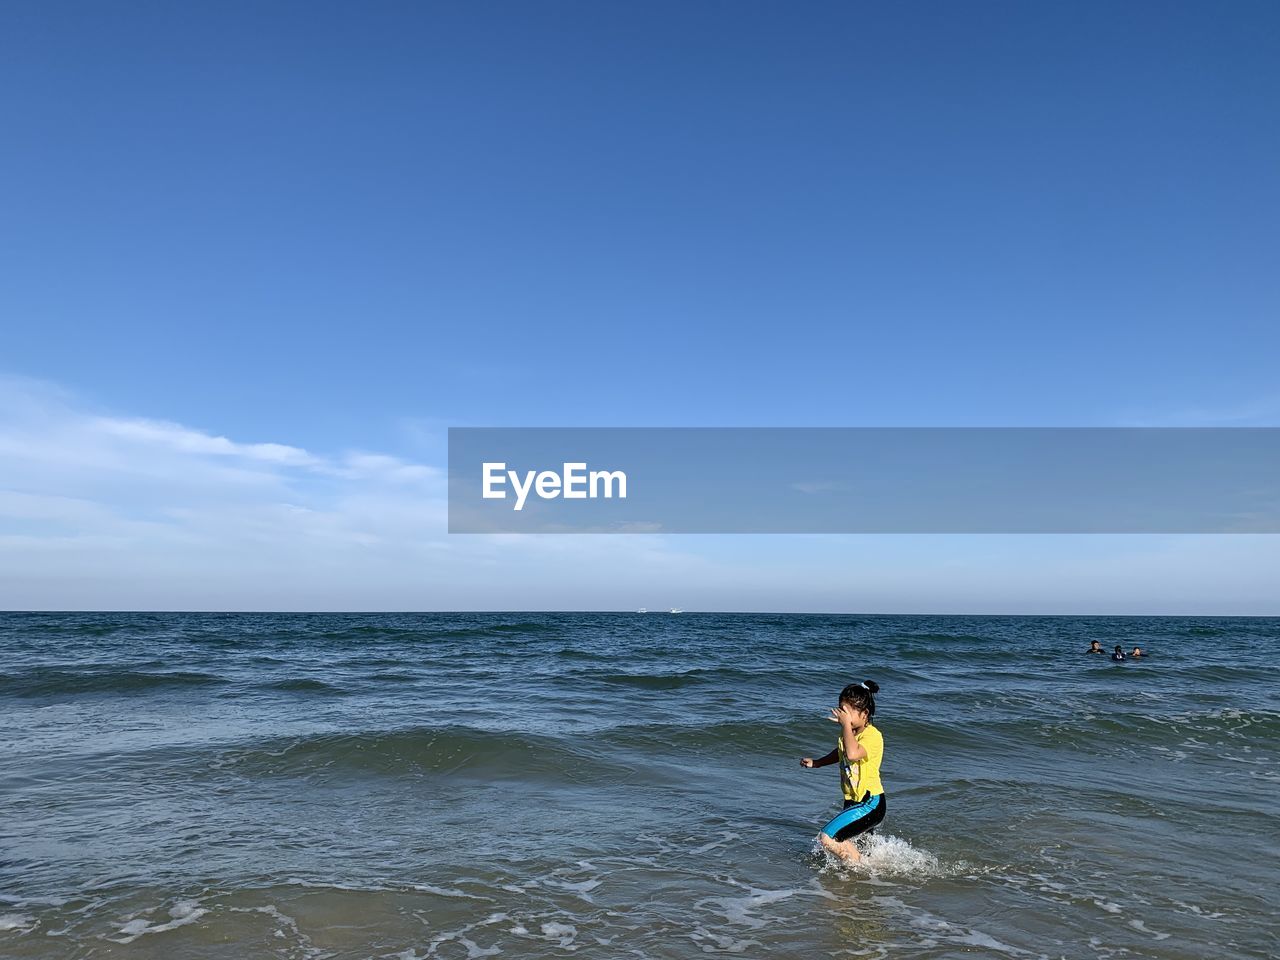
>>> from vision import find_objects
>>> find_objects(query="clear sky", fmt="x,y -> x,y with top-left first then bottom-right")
2,2 -> 1278,612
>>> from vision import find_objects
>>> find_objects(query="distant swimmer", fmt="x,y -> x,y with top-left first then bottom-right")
1111,645 -> 1126,661
800,680 -> 886,864
1131,646 -> 1144,658
1087,640 -> 1105,654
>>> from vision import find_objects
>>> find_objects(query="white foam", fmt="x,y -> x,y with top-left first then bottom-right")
458,936 -> 501,957
423,911 -> 510,957
696,888 -> 796,929
542,862 -> 605,901
540,921 -> 577,947
874,896 -> 1039,957
228,904 -> 325,960
0,913 -> 35,933
690,830 -> 742,854
109,899 -> 208,944
411,882 -> 494,901
1171,900 -> 1229,921
547,877 -> 601,897
1127,918 -> 1171,940
690,931 -> 764,953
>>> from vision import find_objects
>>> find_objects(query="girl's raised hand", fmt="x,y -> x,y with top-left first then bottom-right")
829,703 -> 856,726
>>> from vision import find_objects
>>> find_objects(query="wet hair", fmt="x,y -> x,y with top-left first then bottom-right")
838,679 -> 880,718
1114,645 -> 1123,653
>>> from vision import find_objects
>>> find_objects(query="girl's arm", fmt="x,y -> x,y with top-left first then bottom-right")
830,703 -> 868,761
839,721 -> 867,762
801,748 -> 839,768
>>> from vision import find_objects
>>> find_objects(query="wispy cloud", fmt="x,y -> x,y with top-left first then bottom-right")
90,416 -> 321,467
791,480 -> 846,495
1115,394 -> 1280,427
0,376 -> 709,610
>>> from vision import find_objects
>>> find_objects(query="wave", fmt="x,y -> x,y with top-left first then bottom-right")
601,718 -> 816,754
545,647 -> 612,662
184,634 -> 249,648
589,668 -> 736,690
1180,625 -> 1228,637
0,668 -> 228,697
432,621 -> 562,640
1154,663 -> 1278,683
1059,707 -> 1280,742
208,717 -> 836,782
244,620 -> 566,646
888,707 -> 1280,753
573,665 -> 813,691
594,671 -> 709,690
886,632 -> 997,644
217,710 -> 1271,775
259,678 -> 347,695
214,726 -> 637,783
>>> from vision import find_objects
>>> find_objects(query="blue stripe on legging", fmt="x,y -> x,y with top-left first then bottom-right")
819,793 -> 882,839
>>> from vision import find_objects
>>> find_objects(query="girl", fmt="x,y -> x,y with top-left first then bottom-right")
800,679 -> 885,863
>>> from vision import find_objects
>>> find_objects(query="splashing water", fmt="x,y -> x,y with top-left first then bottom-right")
812,832 -> 951,879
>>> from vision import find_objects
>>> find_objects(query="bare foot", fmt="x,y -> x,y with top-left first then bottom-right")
818,833 -> 861,863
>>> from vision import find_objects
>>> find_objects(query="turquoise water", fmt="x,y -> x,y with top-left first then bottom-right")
1,612 -> 1277,958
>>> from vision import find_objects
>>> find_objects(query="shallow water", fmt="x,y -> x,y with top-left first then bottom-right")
1,611 -> 1277,958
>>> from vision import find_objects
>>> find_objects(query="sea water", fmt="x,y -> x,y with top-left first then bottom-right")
1,611 -> 1276,958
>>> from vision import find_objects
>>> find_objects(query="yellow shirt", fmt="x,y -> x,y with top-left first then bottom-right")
838,723 -> 885,801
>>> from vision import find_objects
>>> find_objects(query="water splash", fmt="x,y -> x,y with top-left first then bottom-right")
812,832 -> 951,879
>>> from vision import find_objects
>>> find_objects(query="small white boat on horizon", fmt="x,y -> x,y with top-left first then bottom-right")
669,608 -> 683,614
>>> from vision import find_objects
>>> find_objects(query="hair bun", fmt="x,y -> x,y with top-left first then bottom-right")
861,679 -> 880,694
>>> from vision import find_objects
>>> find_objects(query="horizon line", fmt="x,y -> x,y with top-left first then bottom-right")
1,608 -> 1276,619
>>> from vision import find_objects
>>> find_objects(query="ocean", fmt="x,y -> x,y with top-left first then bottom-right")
1,611 -> 1276,959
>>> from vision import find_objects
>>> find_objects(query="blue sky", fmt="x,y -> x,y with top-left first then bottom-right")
2,2 -> 1278,612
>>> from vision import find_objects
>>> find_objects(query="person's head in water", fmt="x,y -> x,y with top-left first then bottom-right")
1112,645 -> 1126,661
1131,646 -> 1143,657
1088,640 -> 1103,653
837,680 -> 879,730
